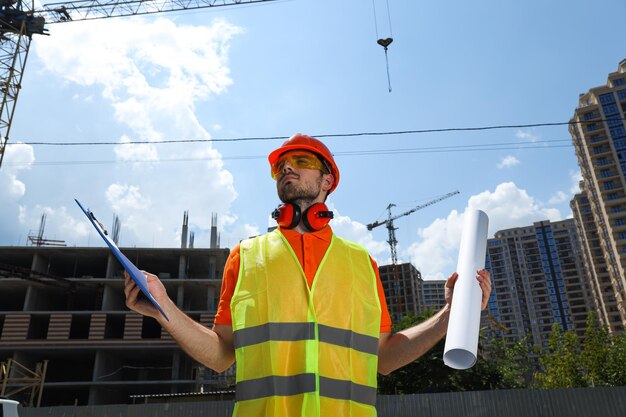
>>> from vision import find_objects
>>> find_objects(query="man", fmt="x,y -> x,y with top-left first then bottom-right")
124,133 -> 492,417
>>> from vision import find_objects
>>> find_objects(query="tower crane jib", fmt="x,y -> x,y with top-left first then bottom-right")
366,190 -> 460,265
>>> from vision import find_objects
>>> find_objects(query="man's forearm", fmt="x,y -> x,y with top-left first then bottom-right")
158,301 -> 235,373
377,305 -> 450,375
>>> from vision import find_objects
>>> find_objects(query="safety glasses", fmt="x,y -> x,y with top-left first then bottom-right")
271,151 -> 328,179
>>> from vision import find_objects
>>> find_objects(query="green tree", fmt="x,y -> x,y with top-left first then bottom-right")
606,331 -> 626,385
377,311 -> 530,394
536,323 -> 584,388
484,336 -> 533,389
535,313 -> 626,389
580,312 -> 611,387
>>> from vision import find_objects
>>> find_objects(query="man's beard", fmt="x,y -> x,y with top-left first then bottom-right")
277,173 -> 323,205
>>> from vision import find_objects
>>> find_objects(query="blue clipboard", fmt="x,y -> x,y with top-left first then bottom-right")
75,199 -> 169,321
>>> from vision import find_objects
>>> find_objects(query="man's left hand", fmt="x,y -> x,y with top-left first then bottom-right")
444,269 -> 492,311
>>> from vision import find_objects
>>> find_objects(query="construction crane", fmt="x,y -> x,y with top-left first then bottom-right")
367,190 -> 460,264
0,0 -> 278,168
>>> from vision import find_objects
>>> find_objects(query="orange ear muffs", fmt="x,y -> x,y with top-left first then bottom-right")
272,203 -> 301,229
271,202 -> 334,231
302,202 -> 334,231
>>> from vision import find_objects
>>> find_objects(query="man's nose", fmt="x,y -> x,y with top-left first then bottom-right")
282,160 -> 295,172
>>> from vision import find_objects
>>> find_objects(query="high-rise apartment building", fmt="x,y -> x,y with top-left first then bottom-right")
485,220 -> 592,350
569,59 -> 626,333
0,245 -> 230,406
570,192 -> 623,332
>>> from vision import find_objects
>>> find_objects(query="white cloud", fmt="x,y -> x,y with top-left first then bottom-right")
569,170 -> 583,194
106,184 -> 151,212
28,17 -> 244,248
548,170 -> 583,205
406,182 -> 562,280
2,176 -> 26,201
330,210 -> 389,258
73,93 -> 94,102
114,135 -> 159,163
497,155 -> 520,169
19,205 -> 92,244
1,142 -> 35,172
37,17 -> 242,150
219,221 -> 261,248
515,129 -> 539,141
548,191 -> 568,204
0,144 -> 36,241
102,184 -> 163,246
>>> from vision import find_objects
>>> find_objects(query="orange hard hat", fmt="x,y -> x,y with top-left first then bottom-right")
268,133 -> 340,194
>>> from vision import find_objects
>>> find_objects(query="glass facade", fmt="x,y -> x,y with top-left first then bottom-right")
485,220 -> 590,351
569,59 -> 626,333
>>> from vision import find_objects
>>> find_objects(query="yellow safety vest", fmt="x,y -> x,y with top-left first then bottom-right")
231,229 -> 381,417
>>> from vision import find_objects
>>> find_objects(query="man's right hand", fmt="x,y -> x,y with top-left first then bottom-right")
123,270 -> 236,372
123,270 -> 170,321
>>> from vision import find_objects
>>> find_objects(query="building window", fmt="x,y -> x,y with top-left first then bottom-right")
606,113 -> 622,124
617,89 -> 626,100
595,157 -> 609,166
610,126 -> 626,138
583,112 -> 597,121
599,93 -> 616,104
613,77 -> 626,87
594,146 -> 608,155
587,122 -> 599,132
614,138 -> 626,150
603,104 -> 620,116
600,169 -> 613,178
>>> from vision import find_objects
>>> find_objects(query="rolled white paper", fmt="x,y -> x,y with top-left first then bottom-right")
443,209 -> 489,369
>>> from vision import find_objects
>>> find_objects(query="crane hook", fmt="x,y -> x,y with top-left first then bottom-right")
377,37 -> 393,50
376,38 -> 393,92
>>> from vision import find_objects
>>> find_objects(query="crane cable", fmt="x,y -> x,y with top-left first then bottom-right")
372,0 -> 394,92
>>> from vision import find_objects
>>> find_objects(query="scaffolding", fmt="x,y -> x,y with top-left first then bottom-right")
1,358 -> 48,407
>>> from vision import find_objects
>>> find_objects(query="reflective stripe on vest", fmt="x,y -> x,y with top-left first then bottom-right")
231,229 -> 381,416
233,322 -> 378,355
235,374 -> 377,407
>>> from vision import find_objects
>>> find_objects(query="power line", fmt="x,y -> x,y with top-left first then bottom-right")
3,139 -> 572,168
8,119 -> 614,147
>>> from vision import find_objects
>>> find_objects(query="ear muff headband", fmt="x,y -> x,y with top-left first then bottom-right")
272,203 -> 334,231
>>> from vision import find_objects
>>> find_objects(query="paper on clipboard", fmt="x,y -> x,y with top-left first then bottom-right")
75,199 -> 169,321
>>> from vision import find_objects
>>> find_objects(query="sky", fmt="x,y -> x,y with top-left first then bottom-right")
1,0 -> 625,280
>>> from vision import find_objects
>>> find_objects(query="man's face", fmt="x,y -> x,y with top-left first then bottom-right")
273,151 -> 328,203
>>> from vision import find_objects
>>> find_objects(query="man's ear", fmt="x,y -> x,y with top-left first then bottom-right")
321,173 -> 334,192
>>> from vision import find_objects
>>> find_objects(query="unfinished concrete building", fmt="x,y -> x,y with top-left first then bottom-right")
0,215 -> 230,406
378,262 -> 426,322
